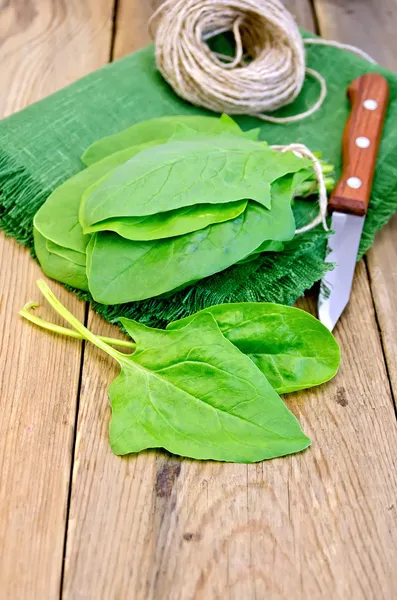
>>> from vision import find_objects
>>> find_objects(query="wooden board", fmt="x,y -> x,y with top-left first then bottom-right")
314,0 -> 397,70
2,1 -> 397,597
112,0 -> 162,57
0,0 -> 114,597
282,0 -> 316,30
61,2 -> 397,599
366,216 -> 397,400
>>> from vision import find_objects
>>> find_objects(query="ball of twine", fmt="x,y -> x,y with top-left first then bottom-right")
150,0 -> 375,122
150,0 -> 325,123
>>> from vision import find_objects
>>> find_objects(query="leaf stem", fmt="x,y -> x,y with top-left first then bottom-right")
27,280 -> 132,362
319,162 -> 335,175
296,176 -> 335,197
20,302 -> 136,350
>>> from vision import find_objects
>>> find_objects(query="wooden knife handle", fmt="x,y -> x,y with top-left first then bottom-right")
329,73 -> 389,216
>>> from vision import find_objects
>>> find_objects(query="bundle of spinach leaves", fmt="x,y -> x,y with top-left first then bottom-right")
21,280 -> 340,463
33,114 -> 332,305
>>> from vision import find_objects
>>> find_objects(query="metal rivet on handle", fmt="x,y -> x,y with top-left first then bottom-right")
355,136 -> 371,148
347,176 -> 362,189
363,99 -> 378,110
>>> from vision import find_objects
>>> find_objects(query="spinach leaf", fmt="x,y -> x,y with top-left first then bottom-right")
251,240 -> 285,253
34,228 -> 89,291
46,240 -> 86,266
168,303 -> 341,394
86,198 -> 297,304
81,114 -> 257,166
35,134 -> 252,253
82,200 -> 247,240
80,136 -> 311,227
236,240 -> 285,264
31,280 -> 310,462
243,127 -> 261,140
234,169 -> 312,265
34,145 -> 154,254
111,314 -> 310,461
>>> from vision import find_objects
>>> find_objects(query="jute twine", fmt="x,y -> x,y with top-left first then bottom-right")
149,0 -> 376,232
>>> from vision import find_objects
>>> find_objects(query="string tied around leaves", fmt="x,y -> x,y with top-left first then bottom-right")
149,0 -> 376,233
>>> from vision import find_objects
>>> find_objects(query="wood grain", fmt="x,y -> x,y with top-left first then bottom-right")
366,217 -> 397,402
313,0 -> 397,70
0,0 -> 115,117
313,1 -> 397,409
282,0 -> 316,30
112,0 -> 163,58
0,0 -> 114,597
62,2 -> 397,599
0,243 -> 85,599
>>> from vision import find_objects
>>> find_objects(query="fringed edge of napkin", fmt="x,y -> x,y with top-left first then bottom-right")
0,150 -> 45,249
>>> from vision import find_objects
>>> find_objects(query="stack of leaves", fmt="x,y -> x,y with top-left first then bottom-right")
33,115 -> 333,306
21,281 -> 341,463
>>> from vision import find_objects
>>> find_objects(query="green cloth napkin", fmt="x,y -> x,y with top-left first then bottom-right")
1,38 -> 396,327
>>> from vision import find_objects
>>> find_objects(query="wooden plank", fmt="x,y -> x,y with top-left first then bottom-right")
366,216 -> 397,399
112,0 -> 163,57
0,246 -> 85,599
313,0 -> 397,70
0,0 -> 115,597
0,0 -> 115,116
312,1 -> 397,406
63,2 -> 397,598
282,0 -> 316,30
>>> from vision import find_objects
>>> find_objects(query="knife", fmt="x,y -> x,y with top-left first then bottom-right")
318,73 -> 389,331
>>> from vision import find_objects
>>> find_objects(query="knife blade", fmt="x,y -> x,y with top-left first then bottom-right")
318,73 -> 389,331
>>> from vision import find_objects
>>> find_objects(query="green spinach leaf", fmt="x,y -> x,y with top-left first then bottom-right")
86,197 -> 297,304
80,136 -> 311,228
82,200 -> 247,240
34,145 -> 154,254
251,240 -> 285,254
34,228 -> 89,291
234,169 -> 312,265
242,127 -> 261,140
236,240 -> 285,264
35,135 -> 252,253
81,114 -> 258,166
32,280 -> 310,462
111,314 -> 310,461
168,303 -> 341,393
46,240 -> 86,266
